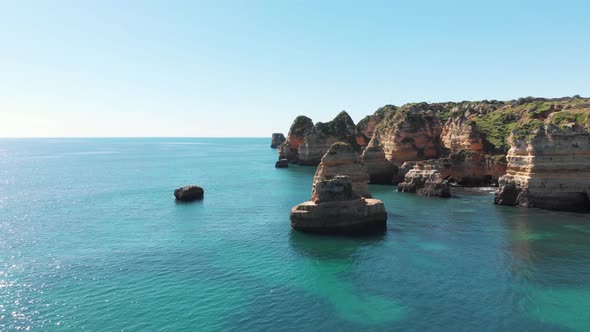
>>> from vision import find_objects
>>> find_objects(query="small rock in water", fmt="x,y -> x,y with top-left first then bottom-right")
174,185 -> 204,202
275,159 -> 289,168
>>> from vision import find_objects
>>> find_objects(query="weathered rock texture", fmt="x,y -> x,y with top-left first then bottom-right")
270,133 -> 286,148
278,116 -> 314,163
298,111 -> 358,166
441,116 -> 484,153
361,138 -> 397,184
356,106 -> 394,147
372,103 -> 443,165
290,175 -> 387,234
275,159 -> 289,168
174,185 -> 204,202
313,142 -> 371,198
397,165 -> 451,198
285,96 -> 590,211
495,107 -> 590,212
397,151 -> 507,186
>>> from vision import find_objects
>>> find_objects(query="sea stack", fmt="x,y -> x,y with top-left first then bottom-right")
270,133 -> 286,148
298,111 -> 358,166
290,175 -> 387,234
278,116 -> 314,163
174,185 -> 204,202
313,142 -> 371,198
290,142 -> 387,234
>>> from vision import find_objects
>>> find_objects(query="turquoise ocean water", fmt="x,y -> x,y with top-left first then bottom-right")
1,138 -> 590,331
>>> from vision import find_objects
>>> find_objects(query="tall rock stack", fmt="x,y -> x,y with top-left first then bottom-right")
298,111 -> 358,166
361,138 -> 397,184
312,142 -> 371,198
278,116 -> 314,163
290,175 -> 387,233
270,133 -> 286,148
495,109 -> 590,212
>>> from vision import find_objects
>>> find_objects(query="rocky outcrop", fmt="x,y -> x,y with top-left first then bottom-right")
270,133 -> 286,148
397,165 -> 450,198
298,111 -> 358,166
361,138 -> 397,184
174,185 -> 204,202
356,106 -> 394,147
278,116 -> 314,163
275,159 -> 289,168
397,151 -> 506,187
441,115 -> 484,153
313,142 -> 371,198
495,110 -> 590,212
290,175 -> 387,234
372,103 -> 443,165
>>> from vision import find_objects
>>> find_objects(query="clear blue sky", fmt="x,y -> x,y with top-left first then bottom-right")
1,0 -> 589,137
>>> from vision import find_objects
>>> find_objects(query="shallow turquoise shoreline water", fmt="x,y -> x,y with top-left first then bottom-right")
1,138 -> 589,331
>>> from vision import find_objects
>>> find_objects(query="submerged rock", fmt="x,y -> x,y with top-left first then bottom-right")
397,165 -> 450,198
290,175 -> 387,234
270,133 -> 286,148
275,159 -> 289,168
313,142 -> 371,198
174,185 -> 204,202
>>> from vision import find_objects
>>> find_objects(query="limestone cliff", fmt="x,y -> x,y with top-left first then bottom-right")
398,151 -> 507,186
361,137 -> 397,184
356,105 -> 394,147
397,164 -> 451,198
495,104 -> 590,212
298,111 -> 358,166
278,116 -> 314,163
372,103 -> 443,165
441,115 -> 484,153
313,142 -> 371,198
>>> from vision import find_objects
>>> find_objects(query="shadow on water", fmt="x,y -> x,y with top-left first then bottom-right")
494,205 -> 590,332
288,229 -> 387,261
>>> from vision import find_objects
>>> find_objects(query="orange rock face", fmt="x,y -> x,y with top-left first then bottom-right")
312,142 -> 371,199
298,111 -> 358,166
278,116 -> 314,163
373,106 -> 443,165
355,106 -> 394,147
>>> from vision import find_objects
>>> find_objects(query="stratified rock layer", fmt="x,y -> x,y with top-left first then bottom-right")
278,116 -> 314,163
298,111 -> 358,166
270,133 -> 286,148
313,142 -> 371,198
441,115 -> 484,153
397,165 -> 451,198
361,138 -> 397,184
373,104 -> 443,165
495,111 -> 590,212
290,175 -> 387,234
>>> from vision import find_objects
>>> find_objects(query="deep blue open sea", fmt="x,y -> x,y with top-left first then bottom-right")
1,138 -> 590,331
